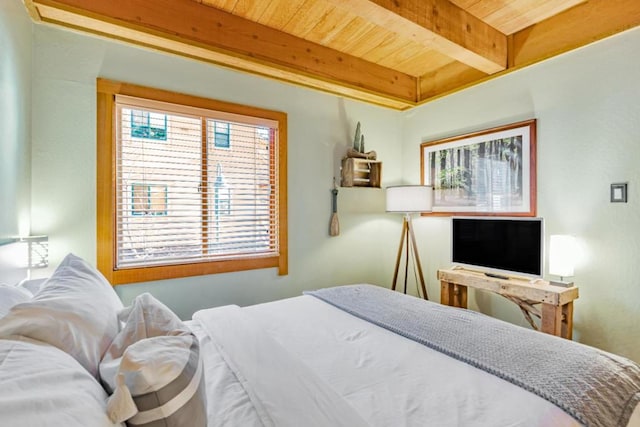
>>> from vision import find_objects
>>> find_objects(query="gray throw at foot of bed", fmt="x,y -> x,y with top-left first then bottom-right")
306,284 -> 640,427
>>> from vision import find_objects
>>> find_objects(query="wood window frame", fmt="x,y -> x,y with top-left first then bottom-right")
97,79 -> 288,285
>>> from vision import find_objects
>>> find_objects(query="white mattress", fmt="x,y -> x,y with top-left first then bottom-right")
190,295 -> 585,426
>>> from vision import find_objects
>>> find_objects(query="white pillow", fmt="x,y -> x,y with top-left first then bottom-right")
0,253 -> 123,378
100,293 -> 206,426
0,284 -> 32,318
0,337 -> 123,427
17,277 -> 48,295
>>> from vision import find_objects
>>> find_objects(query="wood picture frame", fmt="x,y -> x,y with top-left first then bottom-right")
420,119 -> 537,216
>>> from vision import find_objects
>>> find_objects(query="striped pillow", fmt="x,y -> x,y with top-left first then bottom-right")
100,293 -> 206,426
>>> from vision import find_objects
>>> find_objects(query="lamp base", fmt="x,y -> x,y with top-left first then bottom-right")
549,280 -> 574,288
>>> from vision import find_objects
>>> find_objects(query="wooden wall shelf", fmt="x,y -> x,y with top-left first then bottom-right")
341,158 -> 382,188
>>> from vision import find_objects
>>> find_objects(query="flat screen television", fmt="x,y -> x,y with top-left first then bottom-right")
451,217 -> 544,277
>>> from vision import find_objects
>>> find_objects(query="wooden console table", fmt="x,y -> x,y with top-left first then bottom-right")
438,268 -> 579,339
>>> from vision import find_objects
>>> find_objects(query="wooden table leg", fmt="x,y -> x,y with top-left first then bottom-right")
441,281 -> 453,306
440,282 -> 467,308
541,303 -> 563,337
561,302 -> 574,340
454,284 -> 467,308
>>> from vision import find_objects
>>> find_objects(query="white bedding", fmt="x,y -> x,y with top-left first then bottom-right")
0,337 -> 122,427
191,295 -> 584,427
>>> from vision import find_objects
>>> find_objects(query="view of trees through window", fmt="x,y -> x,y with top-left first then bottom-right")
429,136 -> 523,211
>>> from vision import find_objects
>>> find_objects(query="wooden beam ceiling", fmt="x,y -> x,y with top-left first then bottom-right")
30,0 -> 418,109
449,0 -> 588,35
510,0 -> 640,67
23,0 -> 640,110
324,0 -> 507,74
416,0 -> 640,104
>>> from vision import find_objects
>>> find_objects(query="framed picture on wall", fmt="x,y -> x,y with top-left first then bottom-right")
420,119 -> 537,216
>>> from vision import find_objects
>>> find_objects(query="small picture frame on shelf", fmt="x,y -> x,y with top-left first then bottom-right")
610,183 -> 628,203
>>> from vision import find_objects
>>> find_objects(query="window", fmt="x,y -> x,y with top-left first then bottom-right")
97,79 -> 288,284
131,184 -> 168,216
256,126 -> 270,141
131,110 -> 167,140
212,121 -> 230,148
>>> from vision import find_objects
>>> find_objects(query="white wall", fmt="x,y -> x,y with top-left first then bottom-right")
0,0 -> 31,238
29,23 -> 404,319
403,27 -> 640,362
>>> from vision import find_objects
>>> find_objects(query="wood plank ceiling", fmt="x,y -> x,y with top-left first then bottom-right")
24,0 -> 640,110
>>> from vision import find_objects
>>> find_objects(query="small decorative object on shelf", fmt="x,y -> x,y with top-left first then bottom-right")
347,121 -> 377,160
341,122 -> 381,187
352,122 -> 361,151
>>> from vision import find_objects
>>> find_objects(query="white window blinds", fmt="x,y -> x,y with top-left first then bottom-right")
114,95 -> 280,269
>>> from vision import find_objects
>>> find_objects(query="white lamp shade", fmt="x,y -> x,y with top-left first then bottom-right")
386,185 -> 433,213
549,235 -> 575,278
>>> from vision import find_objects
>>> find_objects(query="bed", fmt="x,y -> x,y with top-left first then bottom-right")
1,253 -> 639,427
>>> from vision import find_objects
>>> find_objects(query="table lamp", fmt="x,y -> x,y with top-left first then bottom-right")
548,234 -> 575,287
386,185 -> 433,299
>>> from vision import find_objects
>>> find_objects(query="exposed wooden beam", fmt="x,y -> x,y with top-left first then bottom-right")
325,0 -> 507,74
418,61 -> 486,101
29,0 -> 417,109
21,0 -> 42,22
23,0 -> 640,110
419,0 -> 639,103
511,0 -> 640,67
449,0 -> 587,35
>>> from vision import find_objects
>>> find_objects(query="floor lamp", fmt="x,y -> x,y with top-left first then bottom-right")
386,185 -> 433,299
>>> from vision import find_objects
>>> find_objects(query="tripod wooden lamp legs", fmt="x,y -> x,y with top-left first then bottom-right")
391,214 -> 428,299
386,185 -> 433,300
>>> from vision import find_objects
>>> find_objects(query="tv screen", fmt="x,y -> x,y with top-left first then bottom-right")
451,217 -> 543,277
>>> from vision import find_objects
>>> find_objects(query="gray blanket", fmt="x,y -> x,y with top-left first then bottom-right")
305,284 -> 640,427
